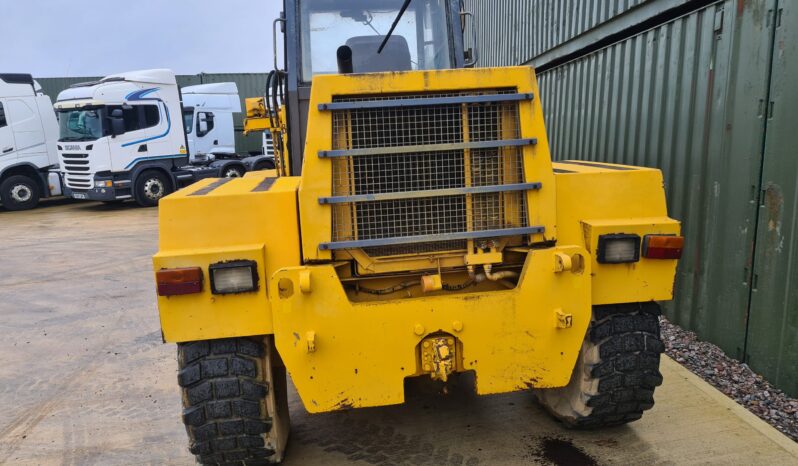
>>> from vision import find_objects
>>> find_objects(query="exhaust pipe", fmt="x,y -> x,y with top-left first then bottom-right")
337,45 -> 354,74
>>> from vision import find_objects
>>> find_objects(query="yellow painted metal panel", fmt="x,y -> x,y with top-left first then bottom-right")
155,173 -> 302,342
154,244 -> 271,341
583,217 -> 681,304
270,246 -> 591,413
553,163 -> 679,304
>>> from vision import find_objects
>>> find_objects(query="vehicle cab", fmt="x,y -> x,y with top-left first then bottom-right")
281,0 -> 472,174
181,82 -> 242,164
54,69 -> 187,202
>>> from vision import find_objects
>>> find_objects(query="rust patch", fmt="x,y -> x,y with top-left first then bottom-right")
763,183 -> 784,255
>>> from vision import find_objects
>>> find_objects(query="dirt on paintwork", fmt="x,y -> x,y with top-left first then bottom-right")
524,436 -> 598,466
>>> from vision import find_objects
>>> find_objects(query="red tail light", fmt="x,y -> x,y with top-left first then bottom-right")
643,235 -> 684,259
156,267 -> 203,296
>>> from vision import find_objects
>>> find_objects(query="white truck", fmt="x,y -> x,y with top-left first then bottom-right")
54,69 -> 271,207
0,73 -> 63,211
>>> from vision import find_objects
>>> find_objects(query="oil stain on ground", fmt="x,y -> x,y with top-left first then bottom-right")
525,436 -> 598,466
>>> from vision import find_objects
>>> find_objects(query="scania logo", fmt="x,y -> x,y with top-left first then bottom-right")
64,144 -> 81,151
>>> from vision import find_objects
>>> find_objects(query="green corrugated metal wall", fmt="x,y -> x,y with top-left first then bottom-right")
37,73 -> 268,155
469,0 -> 797,396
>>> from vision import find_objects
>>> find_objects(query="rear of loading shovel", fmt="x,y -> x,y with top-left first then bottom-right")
269,245 -> 592,414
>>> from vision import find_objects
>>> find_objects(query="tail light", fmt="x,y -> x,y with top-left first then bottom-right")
643,235 -> 684,259
156,267 -> 203,296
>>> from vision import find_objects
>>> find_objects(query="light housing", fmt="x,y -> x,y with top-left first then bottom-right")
597,234 -> 641,264
95,180 -> 113,188
643,234 -> 684,259
156,267 -> 203,296
209,260 -> 259,295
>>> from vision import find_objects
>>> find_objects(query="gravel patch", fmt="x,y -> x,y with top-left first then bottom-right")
660,317 -> 798,443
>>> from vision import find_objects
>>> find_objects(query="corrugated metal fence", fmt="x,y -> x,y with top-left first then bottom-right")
37,73 -> 268,155
468,0 -> 797,396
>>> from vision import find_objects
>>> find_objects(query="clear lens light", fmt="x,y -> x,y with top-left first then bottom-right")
212,267 -> 255,293
604,239 -> 638,262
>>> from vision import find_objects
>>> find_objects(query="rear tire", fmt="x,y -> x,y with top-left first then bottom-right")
178,337 -> 284,465
253,160 -> 275,171
134,170 -> 172,207
0,175 -> 40,211
536,302 -> 664,428
223,166 -> 245,178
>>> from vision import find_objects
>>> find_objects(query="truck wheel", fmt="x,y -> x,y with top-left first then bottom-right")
134,170 -> 172,207
253,160 -> 275,171
223,166 -> 245,178
536,302 -> 664,428
0,175 -> 40,211
178,337 -> 284,465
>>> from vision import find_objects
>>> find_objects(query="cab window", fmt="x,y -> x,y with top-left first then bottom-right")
0,101 -> 6,128
107,104 -> 161,132
299,0 -> 453,82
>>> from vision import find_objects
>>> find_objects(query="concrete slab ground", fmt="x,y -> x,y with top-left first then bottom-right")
1,200 -> 796,465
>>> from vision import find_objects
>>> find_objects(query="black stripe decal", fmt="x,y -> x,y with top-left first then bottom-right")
252,177 -> 278,192
557,160 -> 637,171
553,168 -> 576,174
190,178 -> 233,196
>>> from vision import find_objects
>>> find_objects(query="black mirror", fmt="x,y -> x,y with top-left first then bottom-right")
108,109 -> 125,137
197,113 -> 208,136
110,118 -> 125,137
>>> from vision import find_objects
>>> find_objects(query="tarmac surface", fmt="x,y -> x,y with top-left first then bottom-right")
1,199 -> 797,465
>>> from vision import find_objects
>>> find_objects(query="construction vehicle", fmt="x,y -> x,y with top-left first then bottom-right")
0,74 -> 63,211
54,71 -> 272,207
153,0 -> 683,463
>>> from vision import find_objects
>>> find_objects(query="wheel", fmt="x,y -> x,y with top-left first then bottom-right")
253,160 -> 275,171
536,302 -> 664,428
223,166 -> 245,178
134,170 -> 172,207
0,175 -> 40,211
178,337 -> 289,465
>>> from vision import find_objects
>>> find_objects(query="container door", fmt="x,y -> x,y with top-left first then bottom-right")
746,1 -> 798,397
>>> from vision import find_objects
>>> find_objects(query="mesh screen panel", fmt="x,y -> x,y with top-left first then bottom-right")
329,91 -> 528,256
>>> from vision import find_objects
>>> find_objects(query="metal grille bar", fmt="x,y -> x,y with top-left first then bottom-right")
319,93 -> 533,111
319,138 -> 536,158
319,182 -> 541,204
319,226 -> 545,251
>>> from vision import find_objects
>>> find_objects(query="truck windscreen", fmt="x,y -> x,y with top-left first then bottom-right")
299,0 -> 452,82
57,107 -> 105,142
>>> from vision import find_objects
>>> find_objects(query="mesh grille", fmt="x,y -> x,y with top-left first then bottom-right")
329,90 -> 528,256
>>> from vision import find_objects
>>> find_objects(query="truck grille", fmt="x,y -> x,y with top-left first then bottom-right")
319,91 -> 542,256
61,153 -> 92,189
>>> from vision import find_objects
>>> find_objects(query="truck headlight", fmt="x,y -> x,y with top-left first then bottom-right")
209,260 -> 259,294
95,180 -> 113,188
597,234 -> 641,264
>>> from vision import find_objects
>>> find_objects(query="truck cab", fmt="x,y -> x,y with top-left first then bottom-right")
182,82 -> 241,165
0,74 -> 62,211
54,70 -> 260,207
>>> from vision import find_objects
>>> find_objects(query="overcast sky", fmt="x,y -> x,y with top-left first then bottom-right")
0,0 -> 283,78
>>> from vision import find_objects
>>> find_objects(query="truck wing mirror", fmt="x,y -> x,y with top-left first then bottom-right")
108,110 -> 125,137
197,113 -> 208,136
